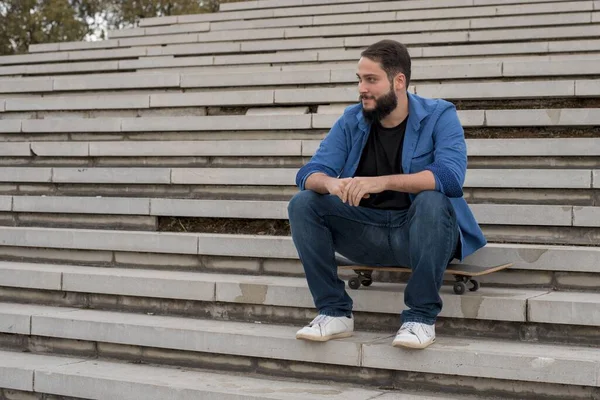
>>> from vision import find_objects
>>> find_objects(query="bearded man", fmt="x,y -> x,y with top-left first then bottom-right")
288,39 -> 486,349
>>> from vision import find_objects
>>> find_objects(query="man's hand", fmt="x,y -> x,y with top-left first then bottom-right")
342,176 -> 387,206
324,177 -> 353,201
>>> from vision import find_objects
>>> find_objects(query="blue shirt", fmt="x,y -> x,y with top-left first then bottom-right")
295,92 -> 487,260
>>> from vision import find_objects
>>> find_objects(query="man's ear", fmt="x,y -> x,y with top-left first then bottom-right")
395,73 -> 406,91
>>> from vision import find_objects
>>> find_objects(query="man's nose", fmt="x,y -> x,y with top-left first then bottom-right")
358,81 -> 368,94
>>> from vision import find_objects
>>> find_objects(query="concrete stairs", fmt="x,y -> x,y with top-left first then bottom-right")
2,350 -> 497,400
0,0 -> 599,399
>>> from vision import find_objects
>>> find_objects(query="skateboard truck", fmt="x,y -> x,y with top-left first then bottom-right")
348,270 -> 372,290
452,274 -> 480,295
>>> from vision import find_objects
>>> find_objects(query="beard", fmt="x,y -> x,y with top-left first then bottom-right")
360,88 -> 398,123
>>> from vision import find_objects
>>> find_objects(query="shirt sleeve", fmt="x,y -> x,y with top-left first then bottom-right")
423,104 -> 467,198
296,116 -> 349,190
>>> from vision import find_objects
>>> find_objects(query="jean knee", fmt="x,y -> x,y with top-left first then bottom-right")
410,191 -> 453,220
288,190 -> 320,219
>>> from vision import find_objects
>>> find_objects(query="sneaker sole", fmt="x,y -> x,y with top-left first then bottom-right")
392,338 -> 435,349
295,331 -> 353,342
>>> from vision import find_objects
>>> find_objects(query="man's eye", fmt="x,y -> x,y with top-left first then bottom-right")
368,78 -> 376,83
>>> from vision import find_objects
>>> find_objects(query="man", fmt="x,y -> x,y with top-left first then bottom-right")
287,40 -> 486,349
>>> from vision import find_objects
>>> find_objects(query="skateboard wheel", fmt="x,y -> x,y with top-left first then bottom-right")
453,281 -> 466,295
469,279 -> 480,292
361,278 -> 373,287
348,277 -> 361,290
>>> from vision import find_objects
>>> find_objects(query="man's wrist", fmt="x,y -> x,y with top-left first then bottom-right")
383,174 -> 403,192
323,176 -> 336,193
381,175 -> 394,191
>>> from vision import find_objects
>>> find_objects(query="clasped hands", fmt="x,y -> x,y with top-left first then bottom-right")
326,176 -> 388,207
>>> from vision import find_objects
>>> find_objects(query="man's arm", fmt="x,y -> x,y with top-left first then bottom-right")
296,117 -> 348,190
382,170 -> 436,193
422,104 -> 467,198
342,171 -> 435,206
305,173 -> 338,194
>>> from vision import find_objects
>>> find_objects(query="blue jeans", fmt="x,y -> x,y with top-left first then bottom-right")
288,190 -> 460,325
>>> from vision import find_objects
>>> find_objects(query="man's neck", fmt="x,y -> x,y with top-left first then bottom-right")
379,92 -> 409,128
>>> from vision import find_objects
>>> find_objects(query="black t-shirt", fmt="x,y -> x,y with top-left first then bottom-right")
354,117 -> 411,210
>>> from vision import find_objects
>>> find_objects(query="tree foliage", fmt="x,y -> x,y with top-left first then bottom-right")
0,0 -> 96,54
0,0 -> 245,55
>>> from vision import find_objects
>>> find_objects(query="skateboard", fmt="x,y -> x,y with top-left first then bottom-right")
336,255 -> 513,295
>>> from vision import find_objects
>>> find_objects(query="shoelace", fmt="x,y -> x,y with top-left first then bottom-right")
309,314 -> 330,326
400,322 -> 418,333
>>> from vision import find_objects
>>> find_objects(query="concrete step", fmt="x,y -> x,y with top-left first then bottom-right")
0,195 -> 597,229
316,1 -> 593,27
136,0 -> 582,25
0,209 -> 597,247
28,39 -> 120,54
2,138 -> 599,158
1,155 -> 598,172
0,47 -> 144,67
4,57 -> 600,93
114,21 -> 210,38
232,7 -> 595,34
348,24 -> 600,50
110,8 -> 595,40
1,262 -> 598,343
16,19 -> 600,62
219,0 -> 573,12
112,44 -> 600,72
0,303 -> 599,389
0,72 -> 182,93
0,60 -> 122,77
0,246 -> 592,291
186,59 -> 600,86
22,2 -> 591,51
0,263 -> 540,323
3,114 -> 315,133
3,110 -> 600,135
0,262 -> 594,326
0,349 -> 500,400
140,24 -> 600,57
4,44 -> 599,80
4,182 -> 588,208
1,79 -> 597,111
0,167 -> 596,189
5,38 -> 599,73
0,226 -> 598,275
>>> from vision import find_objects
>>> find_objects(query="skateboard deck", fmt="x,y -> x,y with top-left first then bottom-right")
336,255 -> 513,294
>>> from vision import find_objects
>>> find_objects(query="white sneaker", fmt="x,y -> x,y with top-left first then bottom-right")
296,314 -> 354,342
392,321 -> 436,349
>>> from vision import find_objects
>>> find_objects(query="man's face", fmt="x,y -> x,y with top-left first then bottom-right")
357,57 -> 398,122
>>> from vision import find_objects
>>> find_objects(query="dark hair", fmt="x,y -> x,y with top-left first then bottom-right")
361,40 -> 411,88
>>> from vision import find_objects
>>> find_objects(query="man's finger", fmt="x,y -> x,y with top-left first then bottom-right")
341,182 -> 350,201
353,179 -> 366,206
342,179 -> 354,203
347,182 -> 357,205
337,180 -> 345,195
354,188 -> 367,207
350,182 -> 362,206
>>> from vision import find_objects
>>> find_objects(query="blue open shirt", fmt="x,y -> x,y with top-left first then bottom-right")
295,92 -> 487,260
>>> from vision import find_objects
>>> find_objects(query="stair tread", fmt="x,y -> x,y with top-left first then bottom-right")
1,303 -> 598,387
